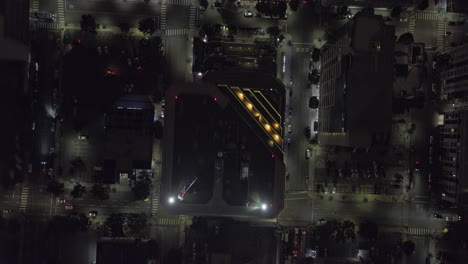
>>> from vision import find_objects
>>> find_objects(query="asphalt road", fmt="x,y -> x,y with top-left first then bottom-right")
65,0 -> 161,27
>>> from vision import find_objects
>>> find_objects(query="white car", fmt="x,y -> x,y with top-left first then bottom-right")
97,46 -> 102,55
305,148 -> 311,159
288,124 -> 292,133
244,10 -> 253,17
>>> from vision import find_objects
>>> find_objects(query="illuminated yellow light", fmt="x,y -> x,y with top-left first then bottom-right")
273,134 -> 280,141
265,124 -> 271,131
273,123 -> 279,129
238,92 -> 244,99
247,103 -> 253,110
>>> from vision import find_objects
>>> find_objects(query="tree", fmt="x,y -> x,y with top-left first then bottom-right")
337,6 -> 348,18
199,0 -> 208,9
132,181 -> 150,200
342,220 -> 356,240
91,183 -> 110,200
401,240 -> 415,256
154,121 -> 163,139
289,0 -> 299,11
48,214 -> 90,233
266,26 -> 280,38
311,48 -> 320,62
47,179 -> 64,196
391,6 -> 403,18
358,221 -> 379,240
80,14 -> 97,33
105,213 -> 126,237
118,22 -> 130,34
138,18 -> 156,36
397,33 -> 414,45
127,213 -> 148,235
71,184 -> 86,198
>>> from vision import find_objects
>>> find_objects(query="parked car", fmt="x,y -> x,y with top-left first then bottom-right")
313,121 -> 318,133
88,211 -> 98,218
97,47 -> 102,55
305,148 -> 311,159
309,96 -> 319,109
433,214 -> 443,219
65,205 -> 74,211
243,10 -> 253,17
104,46 -> 109,54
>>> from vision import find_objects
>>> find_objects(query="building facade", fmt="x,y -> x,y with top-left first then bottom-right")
439,110 -> 468,205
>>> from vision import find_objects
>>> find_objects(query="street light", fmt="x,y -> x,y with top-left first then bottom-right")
261,203 -> 267,211
168,196 -> 175,204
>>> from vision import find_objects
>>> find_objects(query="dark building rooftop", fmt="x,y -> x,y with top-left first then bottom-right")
160,82 -> 284,218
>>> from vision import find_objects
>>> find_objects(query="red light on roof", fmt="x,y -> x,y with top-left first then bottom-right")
175,96 -> 178,100
214,97 -> 218,101
271,154 -> 275,158
137,66 -> 142,70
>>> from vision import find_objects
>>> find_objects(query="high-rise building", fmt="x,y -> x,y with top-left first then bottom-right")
318,12 -> 394,148
438,43 -> 468,206
0,0 -> 30,186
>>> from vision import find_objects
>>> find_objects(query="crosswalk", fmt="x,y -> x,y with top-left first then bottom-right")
165,28 -> 189,36
36,21 -> 60,31
19,187 -> 29,213
407,227 -> 433,236
156,217 -> 179,226
189,6 -> 198,28
437,21 -> 446,48
57,0 -> 65,24
415,11 -> 439,21
150,191 -> 159,216
407,17 -> 416,35
160,4 -> 167,30
166,0 -> 192,6
31,0 -> 39,13
295,47 -> 310,53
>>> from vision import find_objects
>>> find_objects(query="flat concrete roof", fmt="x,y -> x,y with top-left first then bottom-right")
160,82 -> 284,218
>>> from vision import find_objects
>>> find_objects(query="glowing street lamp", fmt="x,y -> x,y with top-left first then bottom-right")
168,197 -> 175,204
261,203 -> 267,211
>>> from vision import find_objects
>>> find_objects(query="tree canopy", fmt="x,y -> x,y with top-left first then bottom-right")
47,179 -> 64,196
138,18 -> 157,36
80,14 -> 97,33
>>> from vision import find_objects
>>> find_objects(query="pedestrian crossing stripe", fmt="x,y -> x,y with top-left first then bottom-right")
407,228 -> 432,236
164,28 -> 189,36
415,11 -> 438,21
436,21 -> 446,47
189,7 -> 197,28
167,0 -> 192,6
156,218 -> 179,226
19,187 -> 29,212
160,5 -> 167,30
36,21 -> 60,31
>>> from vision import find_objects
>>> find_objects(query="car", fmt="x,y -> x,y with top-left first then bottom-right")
306,176 -> 309,183
288,124 -> 292,133
332,187 -> 336,194
309,96 -> 319,109
313,121 -> 318,133
338,169 -> 343,178
34,12 -> 56,21
58,198 -> 66,204
288,107 -> 292,117
65,205 -> 74,211
286,172 -> 290,180
97,47 -> 102,55
445,215 -> 461,222
304,126 -> 311,138
433,214 -> 443,219
48,168 -> 53,177
127,58 -> 133,66
305,148 -> 311,159
104,46 -> 109,54
2,209 -> 13,214
243,10 -> 253,17
88,211 -> 98,218
432,61 -> 437,69
78,135 -> 88,140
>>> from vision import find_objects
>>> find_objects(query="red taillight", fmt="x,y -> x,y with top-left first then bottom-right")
175,96 -> 178,100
